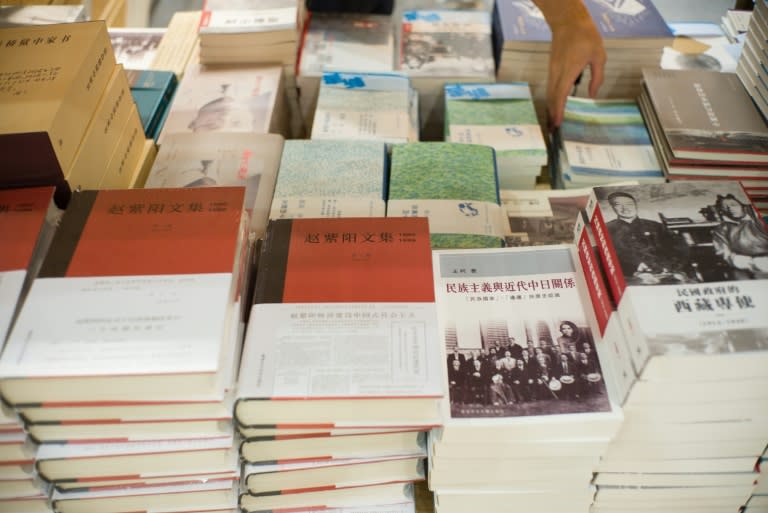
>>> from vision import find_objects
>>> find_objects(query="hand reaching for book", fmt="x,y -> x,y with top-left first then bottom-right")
533,0 -> 606,128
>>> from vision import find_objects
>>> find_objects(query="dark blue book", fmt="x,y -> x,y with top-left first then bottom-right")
125,69 -> 177,140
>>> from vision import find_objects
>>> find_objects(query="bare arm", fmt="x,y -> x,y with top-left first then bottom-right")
532,0 -> 606,128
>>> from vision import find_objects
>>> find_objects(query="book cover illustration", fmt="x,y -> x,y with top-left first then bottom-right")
582,0 -> 673,41
271,139 -> 387,218
589,181 -> 768,357
109,28 -> 166,70
435,247 -> 613,419
160,59 -> 282,139
300,14 -> 394,76
400,10 -> 494,77
503,189 -> 589,247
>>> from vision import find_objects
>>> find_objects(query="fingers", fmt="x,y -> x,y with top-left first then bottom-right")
587,51 -> 607,98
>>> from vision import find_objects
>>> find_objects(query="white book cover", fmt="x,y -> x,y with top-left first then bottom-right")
200,0 -> 298,33
433,245 -> 622,442
160,56 -> 283,142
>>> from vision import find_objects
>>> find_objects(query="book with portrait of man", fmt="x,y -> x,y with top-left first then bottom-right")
432,245 -> 623,445
587,181 -> 768,379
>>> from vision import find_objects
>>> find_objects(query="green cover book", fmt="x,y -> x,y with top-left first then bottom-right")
388,142 -> 502,249
444,83 -> 547,190
125,69 -> 178,140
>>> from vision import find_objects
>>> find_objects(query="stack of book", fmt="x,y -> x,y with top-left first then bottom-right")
158,46 -> 288,142
639,68 -> 768,218
311,71 -> 418,143
296,12 -> 395,134
737,0 -> 768,118
444,82 -> 547,191
148,10 -> 200,79
583,181 -> 768,513
388,142 -> 503,249
428,245 -> 624,513
235,216 -> 442,512
197,0 -> 303,67
0,21 -> 147,207
144,132 -> 284,238
398,9 -> 496,141
722,8 -> 752,42
554,97 -> 665,189
0,187 -> 251,512
493,0 -> 672,117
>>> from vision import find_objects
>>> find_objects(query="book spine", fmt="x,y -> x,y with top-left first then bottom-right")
586,190 -> 627,304
252,220 -> 292,304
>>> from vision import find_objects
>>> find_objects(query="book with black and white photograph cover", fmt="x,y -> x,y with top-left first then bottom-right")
587,180 -> 768,378
109,28 -> 165,70
432,245 -> 623,444
0,4 -> 86,27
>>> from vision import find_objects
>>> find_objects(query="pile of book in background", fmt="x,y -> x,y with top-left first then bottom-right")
639,67 -> 768,219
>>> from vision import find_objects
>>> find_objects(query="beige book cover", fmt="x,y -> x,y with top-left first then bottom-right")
0,21 -> 116,181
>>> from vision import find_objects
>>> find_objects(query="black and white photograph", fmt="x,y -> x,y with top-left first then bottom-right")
506,195 -> 589,247
594,181 -> 768,284
647,326 -> 768,357
108,28 -> 165,70
445,317 -> 611,419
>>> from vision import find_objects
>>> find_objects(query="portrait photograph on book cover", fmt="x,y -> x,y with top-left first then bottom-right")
445,317 -> 611,419
594,181 -> 768,285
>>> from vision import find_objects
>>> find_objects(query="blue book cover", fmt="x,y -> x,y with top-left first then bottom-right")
125,69 -> 178,140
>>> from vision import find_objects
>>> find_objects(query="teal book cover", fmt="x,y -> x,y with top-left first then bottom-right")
126,69 -> 178,140
388,142 -> 503,249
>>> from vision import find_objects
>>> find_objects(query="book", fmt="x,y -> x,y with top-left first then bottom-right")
444,82 -> 546,191
0,186 -> 58,344
242,455 -> 425,495
199,0 -> 299,43
387,142 -> 503,249
158,53 -> 286,142
431,245 -> 623,444
239,431 -> 426,464
0,21 -> 117,204
149,10 -> 200,79
310,71 -> 418,143
34,437 -> 238,484
235,216 -> 443,429
501,188 -> 591,248
144,132 -> 284,237
269,139 -> 388,219
0,187 -> 248,406
0,5 -> 86,27
239,482 -> 415,513
399,10 -> 495,140
555,97 -> 665,188
125,69 -> 177,140
642,68 -> 768,164
50,480 -> 237,513
297,12 -> 394,127
586,180 -> 768,379
108,27 -> 165,70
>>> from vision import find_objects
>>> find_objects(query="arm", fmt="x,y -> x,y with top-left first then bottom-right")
532,0 -> 607,128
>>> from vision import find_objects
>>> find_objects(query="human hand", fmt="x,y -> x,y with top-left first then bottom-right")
535,0 -> 606,128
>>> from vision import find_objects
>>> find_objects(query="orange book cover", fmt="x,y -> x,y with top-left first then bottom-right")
255,217 -> 434,304
0,186 -> 55,273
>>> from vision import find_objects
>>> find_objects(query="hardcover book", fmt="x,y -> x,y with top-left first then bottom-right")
642,68 -> 768,163
235,216 -> 443,429
145,132 -> 284,237
431,245 -> 623,444
586,180 -> 768,378
125,69 -> 178,140
0,187 -> 248,406
387,142 -> 503,249
270,139 -> 387,219
0,21 -> 117,202
0,186 -> 58,344
444,82 -> 546,191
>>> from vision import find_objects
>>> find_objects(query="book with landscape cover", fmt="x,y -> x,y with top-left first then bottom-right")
144,132 -> 284,237
235,216 -> 443,429
388,142 -> 503,249
0,21 -> 116,203
586,180 -> 768,379
432,245 -> 623,444
642,68 -> 768,163
444,82 -> 546,191
0,186 -> 58,343
0,187 -> 248,407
